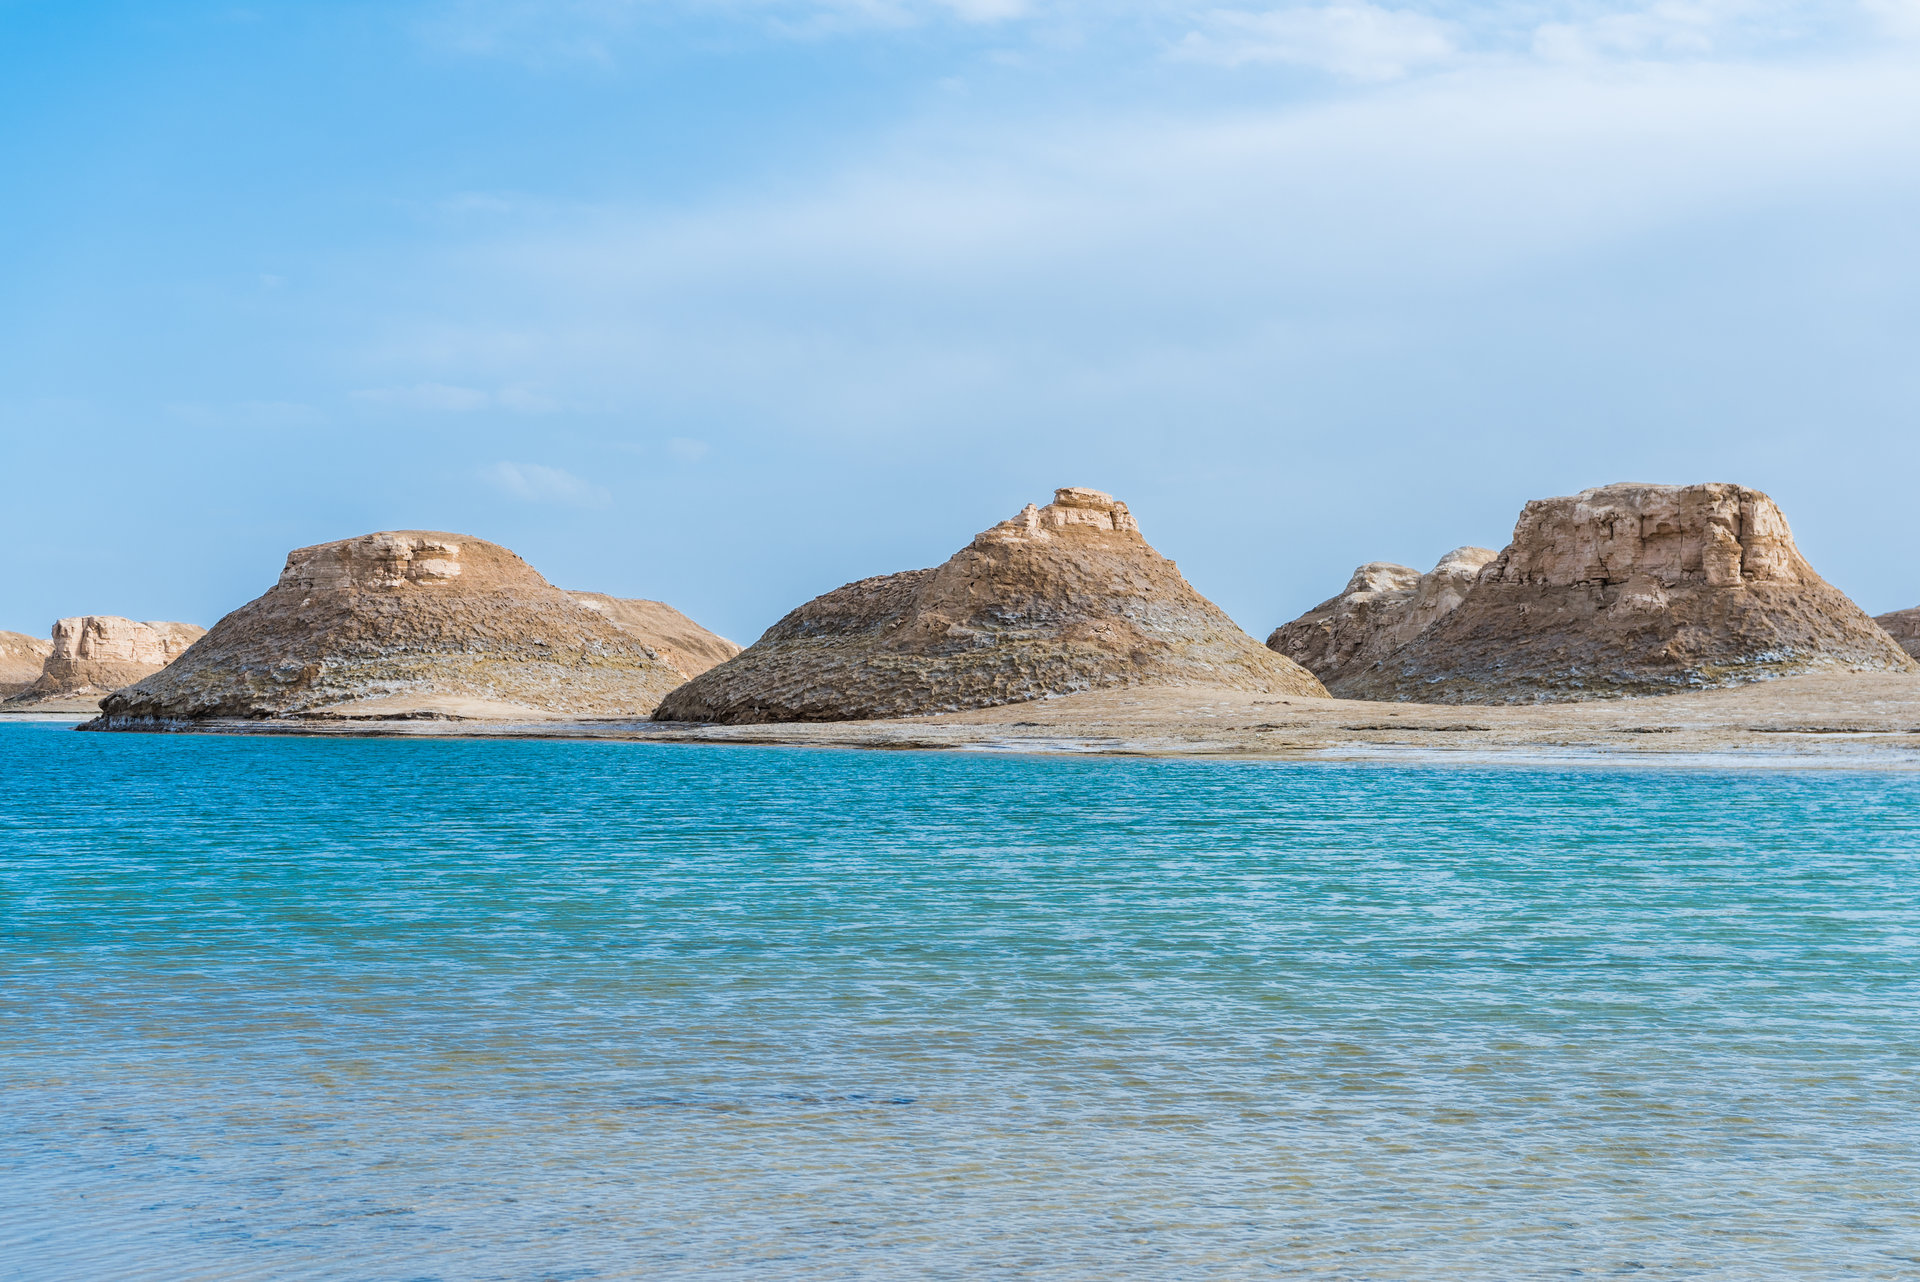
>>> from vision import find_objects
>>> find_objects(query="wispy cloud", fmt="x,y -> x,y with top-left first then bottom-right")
422,0 -> 1034,64
1177,5 -> 1457,80
482,461 -> 612,507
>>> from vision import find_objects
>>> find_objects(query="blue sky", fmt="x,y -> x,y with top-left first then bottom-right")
4,0 -> 1919,644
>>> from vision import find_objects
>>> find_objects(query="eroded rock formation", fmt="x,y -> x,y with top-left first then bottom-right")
566,592 -> 740,679
1268,547 -> 1497,689
0,631 -> 53,697
87,532 -> 710,725
5,617 -> 204,707
1301,482 -> 1916,703
656,487 -> 1327,724
1874,608 -> 1920,659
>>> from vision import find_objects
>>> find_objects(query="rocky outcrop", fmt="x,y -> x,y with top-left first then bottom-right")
0,631 -> 53,697
1874,608 -> 1920,659
86,532 -> 709,726
1268,547 -> 1497,689
656,487 -> 1327,724
566,592 -> 740,679
1306,482 -> 1917,703
5,617 -> 204,707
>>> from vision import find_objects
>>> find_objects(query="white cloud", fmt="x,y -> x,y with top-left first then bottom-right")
666,436 -> 711,461
423,0 -> 1039,63
1533,1 -> 1732,61
936,0 -> 1028,21
482,461 -> 612,507
1178,4 -> 1457,79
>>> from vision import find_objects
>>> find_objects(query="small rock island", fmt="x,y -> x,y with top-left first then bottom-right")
1271,482 -> 1917,703
656,487 -> 1327,724
86,531 -> 734,726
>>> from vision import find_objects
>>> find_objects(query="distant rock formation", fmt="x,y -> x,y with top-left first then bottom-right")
1268,547 -> 1497,689
566,592 -> 740,679
656,487 -> 1327,724
1291,482 -> 1917,703
0,631 -> 54,698
5,617 -> 204,707
87,532 -> 712,726
1875,608 -> 1920,659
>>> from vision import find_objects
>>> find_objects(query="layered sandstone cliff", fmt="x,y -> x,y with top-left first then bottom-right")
656,487 -> 1327,724
0,631 -> 54,697
5,617 -> 204,707
1303,482 -> 1916,703
566,592 -> 740,679
1874,608 -> 1920,659
87,532 -> 708,725
1268,547 -> 1497,690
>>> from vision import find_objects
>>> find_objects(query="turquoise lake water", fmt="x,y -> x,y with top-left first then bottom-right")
4,721 -> 1920,1280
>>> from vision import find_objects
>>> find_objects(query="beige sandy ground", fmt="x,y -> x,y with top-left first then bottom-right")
21,671 -> 1920,768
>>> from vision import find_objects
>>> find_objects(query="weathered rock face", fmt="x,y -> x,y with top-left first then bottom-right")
1316,482 -> 1917,703
5,617 -> 205,706
656,487 -> 1327,724
1875,608 -> 1920,659
565,592 -> 741,679
88,532 -> 703,725
0,631 -> 54,697
1268,547 -> 1497,689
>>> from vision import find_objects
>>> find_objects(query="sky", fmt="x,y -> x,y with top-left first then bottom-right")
4,0 -> 1919,645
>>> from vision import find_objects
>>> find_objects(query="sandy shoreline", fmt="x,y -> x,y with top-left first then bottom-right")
18,671 -> 1920,769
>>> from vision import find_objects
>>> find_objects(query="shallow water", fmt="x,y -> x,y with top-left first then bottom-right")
4,722 -> 1920,1280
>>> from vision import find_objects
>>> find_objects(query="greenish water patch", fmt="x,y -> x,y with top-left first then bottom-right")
3,722 -> 1919,1278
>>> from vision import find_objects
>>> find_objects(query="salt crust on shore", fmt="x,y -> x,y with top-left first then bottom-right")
72,671 -> 1920,769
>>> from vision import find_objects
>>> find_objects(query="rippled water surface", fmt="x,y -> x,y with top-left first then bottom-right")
5,722 -> 1920,1279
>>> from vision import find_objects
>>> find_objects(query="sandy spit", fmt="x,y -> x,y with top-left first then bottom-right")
40,672 -> 1920,770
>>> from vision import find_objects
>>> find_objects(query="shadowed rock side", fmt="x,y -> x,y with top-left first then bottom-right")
1875,608 -> 1920,659
566,592 -> 741,679
5,617 -> 204,707
0,631 -> 53,697
1324,482 -> 1917,704
656,487 -> 1327,724
86,532 -> 695,726
1268,547 -> 1497,689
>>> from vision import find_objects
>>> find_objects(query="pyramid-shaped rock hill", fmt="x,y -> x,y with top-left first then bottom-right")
1268,547 -> 1497,692
566,592 -> 741,679
1875,607 -> 1920,659
0,631 -> 53,697
90,532 -> 714,724
6,616 -> 204,707
656,488 -> 1327,724
1303,482 -> 1917,704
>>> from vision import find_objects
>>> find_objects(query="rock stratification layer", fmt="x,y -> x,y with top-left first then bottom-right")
89,532 -> 702,725
1305,482 -> 1917,704
6,617 -> 204,706
656,487 -> 1327,724
0,631 -> 54,697
566,592 -> 741,679
1267,547 -> 1497,690
1875,608 -> 1920,659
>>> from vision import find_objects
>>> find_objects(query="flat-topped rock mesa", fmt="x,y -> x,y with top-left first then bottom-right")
1875,608 -> 1920,659
656,487 -> 1327,724
1309,482 -> 1917,703
87,531 -> 706,726
5,617 -> 204,706
566,592 -> 741,679
1268,546 -> 1498,690
0,631 -> 55,697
